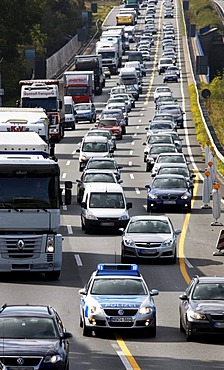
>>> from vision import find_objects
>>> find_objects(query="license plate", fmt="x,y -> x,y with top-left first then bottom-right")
101,222 -> 114,227
214,322 -> 224,328
110,317 -> 133,322
163,200 -> 176,204
140,249 -> 157,254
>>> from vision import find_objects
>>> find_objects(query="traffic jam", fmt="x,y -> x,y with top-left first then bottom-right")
0,0 -> 224,369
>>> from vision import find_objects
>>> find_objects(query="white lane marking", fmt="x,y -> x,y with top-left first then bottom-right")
63,205 -> 67,211
136,126 -> 139,129
140,113 -> 144,116
129,150 -> 133,155
130,174 -> 134,180
67,225 -> 73,234
138,119 -> 141,123
116,351 -> 133,370
141,108 -> 145,110
134,133 -> 137,137
185,258 -> 193,268
129,161 -> 132,166
62,173 -> 67,179
66,161 -> 70,166
74,254 -> 83,266
131,141 -> 135,146
135,188 -> 140,194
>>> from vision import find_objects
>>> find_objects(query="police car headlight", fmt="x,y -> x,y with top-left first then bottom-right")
46,237 -> 55,253
139,307 -> 153,314
90,306 -> 104,315
123,238 -> 135,247
119,214 -> 129,220
44,355 -> 62,364
190,311 -> 206,320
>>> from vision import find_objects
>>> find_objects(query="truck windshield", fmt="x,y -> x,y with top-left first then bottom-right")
99,52 -> 115,59
0,176 -> 60,209
120,77 -> 138,85
67,87 -> 88,96
21,97 -> 57,112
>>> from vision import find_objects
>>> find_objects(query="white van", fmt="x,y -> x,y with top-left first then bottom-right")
80,183 -> 132,233
119,67 -> 141,93
64,96 -> 76,130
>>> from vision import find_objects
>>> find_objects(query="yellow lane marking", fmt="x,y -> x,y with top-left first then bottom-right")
145,2 -> 163,105
116,334 -> 141,369
179,169 -> 200,284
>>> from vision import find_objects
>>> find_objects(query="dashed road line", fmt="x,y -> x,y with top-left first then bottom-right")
74,254 -> 82,266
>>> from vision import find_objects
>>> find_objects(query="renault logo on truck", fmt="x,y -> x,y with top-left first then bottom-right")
16,240 -> 25,250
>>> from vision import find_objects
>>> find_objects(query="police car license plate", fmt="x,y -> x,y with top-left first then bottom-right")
110,317 -> 133,322
101,222 -> 114,227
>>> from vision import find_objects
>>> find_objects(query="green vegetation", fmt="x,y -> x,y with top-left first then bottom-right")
186,0 -> 223,32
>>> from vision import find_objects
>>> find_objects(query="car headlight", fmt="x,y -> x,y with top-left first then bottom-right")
148,194 -> 158,199
44,355 -> 62,364
119,214 -> 129,220
80,155 -> 87,161
181,193 -> 190,200
139,306 -> 153,314
146,157 -> 154,163
161,238 -> 173,247
190,312 -> 207,320
87,214 -> 98,220
46,237 -> 55,253
90,306 -> 104,315
123,238 -> 135,247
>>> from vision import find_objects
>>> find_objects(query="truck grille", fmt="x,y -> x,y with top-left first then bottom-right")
0,236 -> 42,259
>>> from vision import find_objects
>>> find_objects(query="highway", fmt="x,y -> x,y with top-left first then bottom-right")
1,0 -> 224,369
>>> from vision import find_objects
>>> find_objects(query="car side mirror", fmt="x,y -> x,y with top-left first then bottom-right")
127,202 -> 132,209
117,228 -> 124,235
80,201 -> 87,209
76,148 -> 80,153
79,288 -> 87,296
179,294 -> 188,301
145,184 -> 151,189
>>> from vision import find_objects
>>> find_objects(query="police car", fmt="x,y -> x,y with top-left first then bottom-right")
79,264 -> 159,337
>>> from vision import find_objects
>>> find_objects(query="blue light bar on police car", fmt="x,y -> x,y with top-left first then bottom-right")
96,264 -> 139,276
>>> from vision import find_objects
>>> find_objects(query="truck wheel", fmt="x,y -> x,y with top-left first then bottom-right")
45,271 -> 60,280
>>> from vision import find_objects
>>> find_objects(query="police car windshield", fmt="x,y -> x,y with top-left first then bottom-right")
91,278 -> 147,295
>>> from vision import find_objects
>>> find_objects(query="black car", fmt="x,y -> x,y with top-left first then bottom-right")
179,276 -> 224,341
0,304 -> 72,369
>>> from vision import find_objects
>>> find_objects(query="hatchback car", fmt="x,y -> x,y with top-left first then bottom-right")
145,174 -> 193,212
179,276 -> 224,341
75,103 -> 96,123
79,263 -> 159,337
0,304 -> 72,370
120,215 -> 181,263
96,118 -> 123,139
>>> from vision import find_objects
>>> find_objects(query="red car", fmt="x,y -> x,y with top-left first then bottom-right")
96,118 -> 123,140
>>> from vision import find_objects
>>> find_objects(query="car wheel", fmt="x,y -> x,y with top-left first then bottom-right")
81,219 -> 85,231
121,250 -> 128,263
146,165 -> 151,172
185,320 -> 193,341
146,201 -> 151,213
72,123 -> 75,131
80,315 -> 83,328
83,321 -> 92,337
146,324 -> 156,338
186,203 -> 191,213
179,317 -> 185,333
65,361 -> 70,370
79,164 -> 83,172
45,271 -> 60,280
169,249 -> 177,264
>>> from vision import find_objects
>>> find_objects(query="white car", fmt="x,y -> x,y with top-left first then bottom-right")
153,86 -> 173,102
151,152 -> 190,176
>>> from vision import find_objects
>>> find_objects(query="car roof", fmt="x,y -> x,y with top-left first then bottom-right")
153,174 -> 186,180
0,304 -> 54,317
82,136 -> 108,143
84,183 -> 123,192
158,163 -> 188,169
195,276 -> 224,284
129,215 -> 170,222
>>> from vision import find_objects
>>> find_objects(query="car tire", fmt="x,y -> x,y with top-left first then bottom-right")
79,164 -> 83,172
179,318 -> 185,333
72,123 -> 76,131
185,320 -> 193,342
169,249 -> 177,264
121,250 -> 128,263
146,201 -> 151,213
45,271 -> 60,280
81,219 -> 85,231
83,321 -> 92,337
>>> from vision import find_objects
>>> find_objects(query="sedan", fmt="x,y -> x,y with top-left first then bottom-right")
154,86 -> 173,102
84,157 -> 123,181
96,118 -> 123,139
151,152 -> 189,176
79,263 -> 159,337
145,174 -> 193,212
120,215 -> 181,263
166,65 -> 180,78
143,133 -> 177,161
158,104 -> 185,128
86,128 -> 116,151
163,69 -> 178,83
141,50 -> 151,61
76,170 -> 122,203
75,103 -> 96,123
145,143 -> 178,172
179,276 -> 224,341
145,121 -> 177,137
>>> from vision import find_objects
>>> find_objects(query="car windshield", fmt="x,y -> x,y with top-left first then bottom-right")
89,192 -> 124,208
87,161 -> 116,170
83,173 -> 115,183
151,123 -> 173,130
156,88 -> 171,93
151,146 -> 176,154
158,155 -> 185,163
127,219 -> 171,233
102,112 -> 122,120
99,120 -> 119,127
161,107 -> 181,114
159,167 -> 189,177
153,178 -> 186,189
82,142 -> 107,152
91,278 -> 147,295
192,283 -> 224,300
87,132 -> 111,139
154,115 -> 173,121
0,317 -> 58,339
149,136 -> 172,144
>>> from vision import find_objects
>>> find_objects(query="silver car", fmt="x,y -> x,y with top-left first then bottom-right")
120,215 -> 181,263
